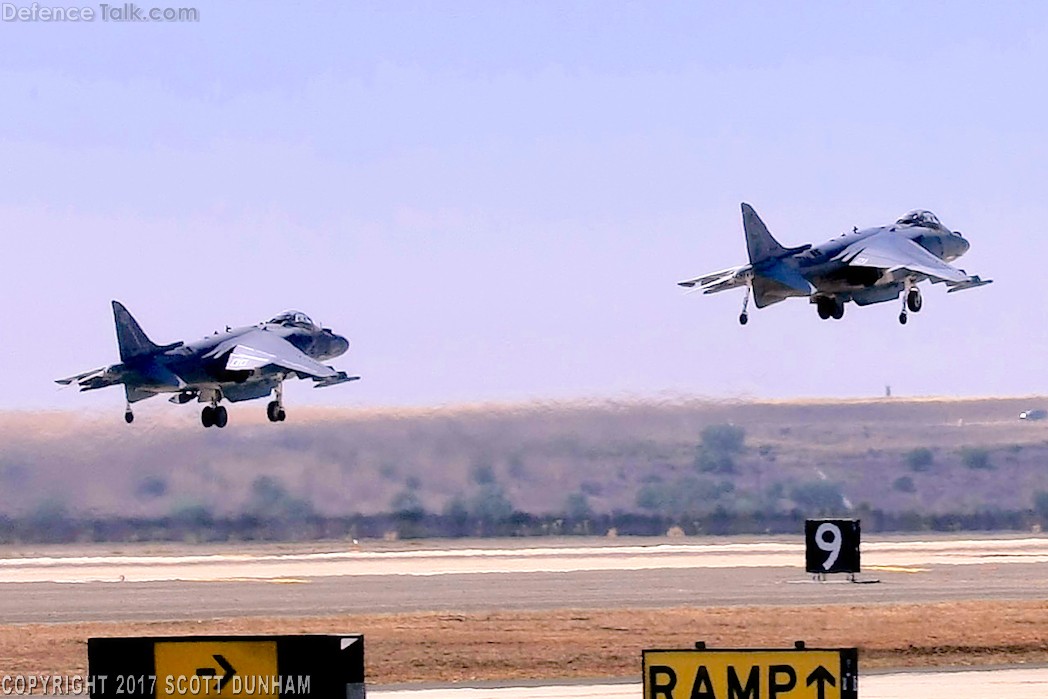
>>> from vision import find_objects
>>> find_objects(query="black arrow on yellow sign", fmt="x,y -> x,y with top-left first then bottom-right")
195,654 -> 236,690
805,665 -> 836,699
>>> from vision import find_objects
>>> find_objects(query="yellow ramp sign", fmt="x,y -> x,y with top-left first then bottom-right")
156,640 -> 278,699
643,647 -> 857,699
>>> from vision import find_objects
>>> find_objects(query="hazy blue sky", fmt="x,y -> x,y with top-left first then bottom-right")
2,1 -> 1046,415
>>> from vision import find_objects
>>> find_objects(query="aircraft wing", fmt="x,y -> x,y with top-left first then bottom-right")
836,234 -> 982,286
678,265 -> 752,294
205,329 -> 340,380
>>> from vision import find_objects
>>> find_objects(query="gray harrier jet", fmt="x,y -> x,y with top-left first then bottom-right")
679,204 -> 991,325
57,302 -> 358,428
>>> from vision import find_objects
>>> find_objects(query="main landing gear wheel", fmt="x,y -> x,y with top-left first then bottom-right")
266,400 -> 286,422
815,297 -> 833,320
816,297 -> 844,320
201,405 -> 227,428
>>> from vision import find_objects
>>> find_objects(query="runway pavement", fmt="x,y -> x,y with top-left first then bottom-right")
1,536 -> 1047,623
4,537 -> 1048,583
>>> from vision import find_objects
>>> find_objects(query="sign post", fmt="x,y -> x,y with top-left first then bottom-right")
643,643 -> 857,699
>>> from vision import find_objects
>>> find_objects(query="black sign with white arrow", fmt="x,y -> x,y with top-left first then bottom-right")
87,635 -> 366,699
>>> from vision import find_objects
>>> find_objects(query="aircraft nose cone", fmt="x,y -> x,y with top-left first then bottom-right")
330,333 -> 350,357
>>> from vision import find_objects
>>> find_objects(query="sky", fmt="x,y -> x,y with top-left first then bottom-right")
2,1 -> 1047,415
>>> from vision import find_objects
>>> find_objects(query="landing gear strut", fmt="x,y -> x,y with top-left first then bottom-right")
899,279 -> 920,325
739,281 -> 751,325
267,382 -> 286,422
201,402 -> 228,429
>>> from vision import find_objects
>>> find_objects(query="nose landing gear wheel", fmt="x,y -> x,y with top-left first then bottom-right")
899,312 -> 908,325
907,288 -> 923,313
739,313 -> 748,325
124,411 -> 134,424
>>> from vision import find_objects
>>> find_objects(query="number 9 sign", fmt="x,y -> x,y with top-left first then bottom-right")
805,519 -> 860,575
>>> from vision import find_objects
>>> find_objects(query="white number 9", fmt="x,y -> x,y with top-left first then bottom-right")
816,522 -> 841,570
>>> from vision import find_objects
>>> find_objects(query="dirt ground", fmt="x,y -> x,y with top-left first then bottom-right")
5,600 -> 1048,686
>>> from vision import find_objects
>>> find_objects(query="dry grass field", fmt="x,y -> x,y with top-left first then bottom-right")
4,601 -> 1048,683
3,397 -> 1048,522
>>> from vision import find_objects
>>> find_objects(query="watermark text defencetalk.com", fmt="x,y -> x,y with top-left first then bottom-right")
2,3 -> 199,22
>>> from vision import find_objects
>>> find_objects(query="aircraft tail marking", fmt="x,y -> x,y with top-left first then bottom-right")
112,300 -> 163,362
742,203 -> 806,263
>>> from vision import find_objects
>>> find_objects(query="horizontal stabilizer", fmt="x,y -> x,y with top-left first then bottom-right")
56,367 -> 107,385
677,265 -> 752,293
55,365 -> 128,391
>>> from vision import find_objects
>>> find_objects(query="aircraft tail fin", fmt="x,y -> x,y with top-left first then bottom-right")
742,203 -> 804,263
112,300 -> 162,362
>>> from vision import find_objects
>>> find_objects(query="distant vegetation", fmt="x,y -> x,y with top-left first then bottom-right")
893,476 -> 916,493
695,423 -> 745,473
960,447 -> 993,470
788,481 -> 846,515
905,447 -> 934,472
3,397 -> 1048,542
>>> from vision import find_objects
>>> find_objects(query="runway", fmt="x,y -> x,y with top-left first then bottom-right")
4,537 -> 1047,696
4,537 -> 1048,584
372,667 -> 1048,699
1,536 -> 1048,623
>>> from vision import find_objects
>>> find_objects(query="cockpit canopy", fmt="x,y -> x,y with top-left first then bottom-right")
268,310 -> 318,330
896,210 -> 943,229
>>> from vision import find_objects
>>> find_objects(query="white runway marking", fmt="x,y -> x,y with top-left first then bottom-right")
3,538 -> 1048,583
371,667 -> 1048,699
